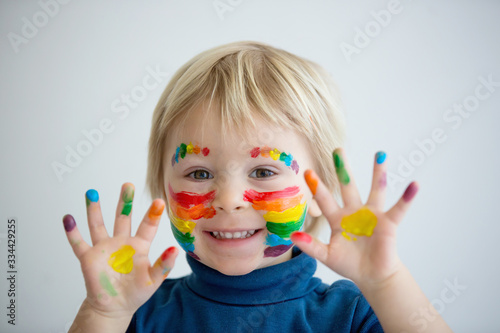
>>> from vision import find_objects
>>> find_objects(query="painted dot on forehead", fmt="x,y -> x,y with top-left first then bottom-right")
250,146 -> 299,174
171,142 -> 210,166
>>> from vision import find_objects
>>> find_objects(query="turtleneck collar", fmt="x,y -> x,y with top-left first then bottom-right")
185,247 -> 322,305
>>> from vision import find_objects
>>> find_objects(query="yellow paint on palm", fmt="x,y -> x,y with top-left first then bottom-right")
341,207 -> 377,241
108,245 -> 136,274
169,207 -> 196,233
263,202 -> 306,223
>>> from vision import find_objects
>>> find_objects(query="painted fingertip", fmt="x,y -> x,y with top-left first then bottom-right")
291,231 -> 312,244
121,184 -> 135,216
148,199 -> 165,220
332,150 -> 350,185
304,170 -> 319,195
402,181 -> 419,202
62,214 -> 76,232
375,151 -> 386,164
161,246 -> 177,261
86,189 -> 99,206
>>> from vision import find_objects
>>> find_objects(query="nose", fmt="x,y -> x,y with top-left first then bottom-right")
211,177 -> 249,214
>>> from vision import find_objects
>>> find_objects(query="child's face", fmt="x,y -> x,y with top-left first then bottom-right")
163,104 -> 320,276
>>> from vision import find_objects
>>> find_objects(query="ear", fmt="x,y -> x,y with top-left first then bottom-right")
307,198 -> 322,217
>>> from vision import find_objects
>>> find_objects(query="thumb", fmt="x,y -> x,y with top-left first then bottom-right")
291,232 -> 329,263
150,246 -> 179,283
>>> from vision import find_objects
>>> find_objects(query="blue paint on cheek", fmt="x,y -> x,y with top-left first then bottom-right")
265,233 -> 292,247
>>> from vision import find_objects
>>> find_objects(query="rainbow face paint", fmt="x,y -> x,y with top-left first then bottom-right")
108,245 -> 136,274
171,142 -> 210,166
244,186 -> 307,257
121,186 -> 134,216
250,146 -> 299,174
168,184 -> 216,259
333,151 -> 350,185
340,207 -> 377,241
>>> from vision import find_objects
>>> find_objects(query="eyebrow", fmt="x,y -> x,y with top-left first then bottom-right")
171,142 -> 210,166
250,146 -> 299,174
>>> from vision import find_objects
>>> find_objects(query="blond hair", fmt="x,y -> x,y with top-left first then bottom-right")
147,41 -> 345,235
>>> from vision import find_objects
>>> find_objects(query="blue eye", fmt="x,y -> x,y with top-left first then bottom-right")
188,170 -> 213,180
249,169 -> 275,178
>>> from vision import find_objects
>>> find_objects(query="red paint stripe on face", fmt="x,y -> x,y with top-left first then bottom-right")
168,184 -> 216,208
243,186 -> 300,202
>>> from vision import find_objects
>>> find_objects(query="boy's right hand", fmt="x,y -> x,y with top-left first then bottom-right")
62,183 -> 178,320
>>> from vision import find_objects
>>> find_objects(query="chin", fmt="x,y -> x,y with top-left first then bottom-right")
204,257 -> 261,276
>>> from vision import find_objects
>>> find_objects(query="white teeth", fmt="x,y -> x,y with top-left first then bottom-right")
211,230 -> 257,239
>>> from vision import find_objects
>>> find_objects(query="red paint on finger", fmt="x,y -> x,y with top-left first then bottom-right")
304,170 -> 318,195
403,182 -> 419,202
161,246 -> 177,261
291,231 -> 312,244
63,214 -> 76,232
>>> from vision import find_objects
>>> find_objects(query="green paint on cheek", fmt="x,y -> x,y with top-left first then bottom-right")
121,187 -> 134,216
99,271 -> 118,297
333,151 -> 350,185
266,206 -> 307,239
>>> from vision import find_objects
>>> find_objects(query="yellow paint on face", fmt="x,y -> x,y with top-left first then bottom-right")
108,245 -> 136,274
263,202 -> 306,223
340,207 -> 377,241
169,207 -> 196,233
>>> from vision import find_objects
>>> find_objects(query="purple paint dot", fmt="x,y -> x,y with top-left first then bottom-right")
63,214 -> 76,232
379,172 -> 387,188
264,244 -> 293,257
188,251 -> 200,260
290,160 -> 299,174
403,182 -> 418,202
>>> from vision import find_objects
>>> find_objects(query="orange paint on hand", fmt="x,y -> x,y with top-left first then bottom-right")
148,200 -> 165,220
304,170 -> 318,195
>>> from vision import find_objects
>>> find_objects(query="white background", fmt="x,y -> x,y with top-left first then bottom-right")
1,1 -> 499,332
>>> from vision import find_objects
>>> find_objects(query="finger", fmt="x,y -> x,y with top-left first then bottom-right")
332,148 -> 362,207
62,214 -> 90,259
366,151 -> 387,209
149,246 -> 178,284
135,199 -> 165,243
113,183 -> 135,237
290,231 -> 329,263
304,169 -> 340,222
386,181 -> 419,224
85,189 -> 109,245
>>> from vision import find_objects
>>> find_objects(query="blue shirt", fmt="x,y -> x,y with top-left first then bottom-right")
126,248 -> 383,332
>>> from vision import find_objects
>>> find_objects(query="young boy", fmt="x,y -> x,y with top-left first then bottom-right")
63,41 -> 452,332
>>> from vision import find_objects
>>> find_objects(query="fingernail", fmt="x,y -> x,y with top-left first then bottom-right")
403,182 -> 419,202
63,214 -> 76,232
148,200 -> 165,220
161,246 -> 177,261
376,151 -> 386,164
291,231 -> 312,244
121,184 -> 134,216
332,151 -> 350,185
86,189 -> 99,207
304,170 -> 319,195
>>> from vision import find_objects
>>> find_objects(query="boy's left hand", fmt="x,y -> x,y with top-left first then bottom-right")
291,148 -> 419,289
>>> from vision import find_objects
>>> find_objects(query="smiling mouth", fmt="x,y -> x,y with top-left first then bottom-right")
209,229 -> 260,240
